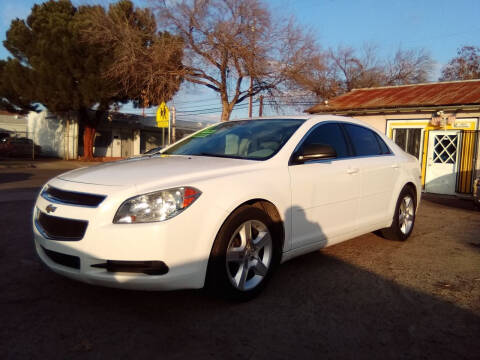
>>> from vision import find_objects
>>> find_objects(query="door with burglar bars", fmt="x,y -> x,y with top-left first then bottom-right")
456,130 -> 479,194
425,130 -> 461,195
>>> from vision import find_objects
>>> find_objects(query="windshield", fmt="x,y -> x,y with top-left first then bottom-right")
163,119 -> 305,160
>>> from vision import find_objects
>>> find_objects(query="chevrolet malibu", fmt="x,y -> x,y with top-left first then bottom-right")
33,115 -> 420,300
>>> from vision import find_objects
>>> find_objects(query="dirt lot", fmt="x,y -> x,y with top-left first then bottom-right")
0,164 -> 479,359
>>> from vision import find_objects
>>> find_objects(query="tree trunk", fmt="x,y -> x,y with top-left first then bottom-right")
79,107 -> 108,160
221,101 -> 233,122
78,107 -> 96,160
83,123 -> 95,160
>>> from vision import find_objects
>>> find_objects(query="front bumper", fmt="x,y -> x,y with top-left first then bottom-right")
34,241 -> 202,290
33,178 -> 223,291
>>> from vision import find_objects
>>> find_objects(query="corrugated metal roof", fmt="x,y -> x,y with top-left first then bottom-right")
306,80 -> 480,113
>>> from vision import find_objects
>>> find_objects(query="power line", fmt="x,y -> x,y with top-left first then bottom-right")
177,104 -> 255,115
119,100 -> 316,117
170,98 -> 221,105
177,104 -> 250,113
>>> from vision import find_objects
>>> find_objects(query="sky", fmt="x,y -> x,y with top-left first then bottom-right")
1,0 -> 479,122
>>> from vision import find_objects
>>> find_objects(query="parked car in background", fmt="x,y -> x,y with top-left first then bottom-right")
0,132 -> 10,143
0,137 -> 41,157
33,115 -> 421,300
0,134 -> 13,156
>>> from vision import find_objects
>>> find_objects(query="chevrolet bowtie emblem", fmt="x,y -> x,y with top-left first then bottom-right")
46,204 -> 57,214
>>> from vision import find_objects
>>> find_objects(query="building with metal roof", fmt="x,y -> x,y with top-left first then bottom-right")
306,80 -> 480,196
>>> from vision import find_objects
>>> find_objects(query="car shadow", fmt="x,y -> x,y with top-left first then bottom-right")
1,201 -> 479,359
422,193 -> 478,211
0,172 -> 32,184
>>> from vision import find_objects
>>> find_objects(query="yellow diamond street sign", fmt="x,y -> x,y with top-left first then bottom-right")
156,102 -> 170,128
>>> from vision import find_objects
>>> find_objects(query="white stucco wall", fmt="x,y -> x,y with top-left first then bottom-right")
27,110 -> 78,159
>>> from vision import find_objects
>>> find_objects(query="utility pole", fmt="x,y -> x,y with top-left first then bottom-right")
171,106 -> 176,143
168,107 -> 171,145
249,19 -> 256,119
248,77 -> 253,118
259,95 -> 264,117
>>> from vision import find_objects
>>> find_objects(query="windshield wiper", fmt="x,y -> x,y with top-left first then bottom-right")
196,152 -> 244,159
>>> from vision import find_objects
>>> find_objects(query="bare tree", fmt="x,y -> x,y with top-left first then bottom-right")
329,44 -> 386,92
285,53 -> 341,101
157,0 -> 318,121
385,48 -> 434,85
294,44 -> 434,100
440,46 -> 480,81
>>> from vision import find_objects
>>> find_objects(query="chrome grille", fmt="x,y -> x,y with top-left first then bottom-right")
41,186 -> 106,207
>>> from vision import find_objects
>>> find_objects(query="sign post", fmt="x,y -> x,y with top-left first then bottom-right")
156,102 -> 170,146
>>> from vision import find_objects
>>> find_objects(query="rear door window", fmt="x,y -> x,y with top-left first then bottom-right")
375,134 -> 392,155
343,124 -> 382,156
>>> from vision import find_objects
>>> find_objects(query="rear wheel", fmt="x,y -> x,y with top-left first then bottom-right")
379,186 -> 416,241
206,206 -> 281,301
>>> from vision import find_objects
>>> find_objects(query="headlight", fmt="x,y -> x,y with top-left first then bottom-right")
113,187 -> 201,224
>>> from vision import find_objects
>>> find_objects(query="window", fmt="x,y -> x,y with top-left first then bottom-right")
393,128 -> 422,159
433,134 -> 458,164
375,134 -> 392,155
301,123 -> 349,158
343,124 -> 381,156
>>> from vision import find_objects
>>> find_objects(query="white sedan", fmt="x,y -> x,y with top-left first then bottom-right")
33,115 -> 420,300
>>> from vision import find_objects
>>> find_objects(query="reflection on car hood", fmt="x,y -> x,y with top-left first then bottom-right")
58,155 -> 259,187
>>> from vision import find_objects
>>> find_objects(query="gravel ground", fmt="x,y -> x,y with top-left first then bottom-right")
0,165 -> 479,360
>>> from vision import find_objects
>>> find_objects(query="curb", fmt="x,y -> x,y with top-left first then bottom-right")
0,163 -> 37,169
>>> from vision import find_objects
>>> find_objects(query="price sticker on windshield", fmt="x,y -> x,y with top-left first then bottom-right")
193,128 -> 216,138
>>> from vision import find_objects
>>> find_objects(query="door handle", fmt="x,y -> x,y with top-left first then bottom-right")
346,167 -> 359,174
391,164 -> 400,169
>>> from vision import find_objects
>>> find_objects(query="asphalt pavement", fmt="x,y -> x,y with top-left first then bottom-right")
1,164 -> 479,359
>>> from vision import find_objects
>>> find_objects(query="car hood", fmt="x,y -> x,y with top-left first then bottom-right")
58,155 -> 260,187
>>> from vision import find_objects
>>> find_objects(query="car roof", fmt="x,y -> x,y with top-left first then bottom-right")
228,114 -> 371,127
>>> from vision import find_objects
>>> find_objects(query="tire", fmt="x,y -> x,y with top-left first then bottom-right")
206,205 -> 281,301
379,186 -> 416,241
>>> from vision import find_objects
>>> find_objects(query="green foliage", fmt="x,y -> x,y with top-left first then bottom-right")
1,0 -> 119,116
0,59 -> 37,113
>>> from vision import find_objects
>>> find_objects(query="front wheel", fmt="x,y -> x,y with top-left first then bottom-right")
379,187 -> 416,241
206,206 -> 281,301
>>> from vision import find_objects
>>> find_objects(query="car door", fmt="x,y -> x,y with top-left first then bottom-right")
288,122 -> 361,249
342,124 -> 396,231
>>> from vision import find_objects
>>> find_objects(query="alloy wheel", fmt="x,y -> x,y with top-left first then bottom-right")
225,220 -> 273,291
399,195 -> 415,235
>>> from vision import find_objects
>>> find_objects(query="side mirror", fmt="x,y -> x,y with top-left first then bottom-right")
292,143 -> 337,164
